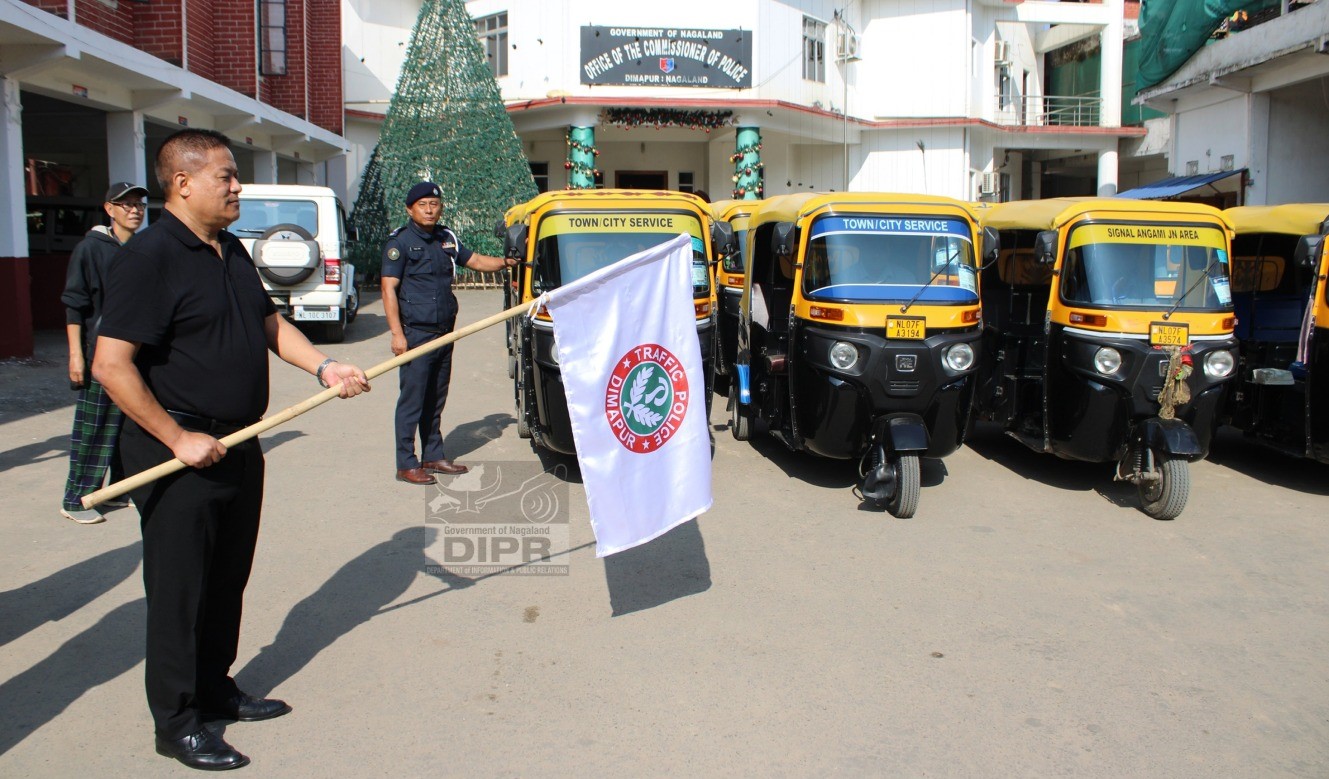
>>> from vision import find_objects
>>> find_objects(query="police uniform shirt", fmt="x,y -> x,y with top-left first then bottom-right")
380,221 -> 474,331
99,208 -> 278,424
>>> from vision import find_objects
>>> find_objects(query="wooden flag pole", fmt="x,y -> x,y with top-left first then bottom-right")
82,300 -> 531,509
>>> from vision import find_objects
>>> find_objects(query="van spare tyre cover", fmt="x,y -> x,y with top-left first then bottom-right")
254,223 -> 321,285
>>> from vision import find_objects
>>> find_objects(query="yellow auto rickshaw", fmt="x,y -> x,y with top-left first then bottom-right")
976,198 -> 1238,519
709,198 -> 761,397
500,189 -> 732,455
732,192 -> 997,517
1224,203 -> 1329,462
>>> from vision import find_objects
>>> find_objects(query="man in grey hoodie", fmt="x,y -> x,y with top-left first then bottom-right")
59,181 -> 147,524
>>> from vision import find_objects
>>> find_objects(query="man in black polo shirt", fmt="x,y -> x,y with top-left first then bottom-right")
94,129 -> 370,771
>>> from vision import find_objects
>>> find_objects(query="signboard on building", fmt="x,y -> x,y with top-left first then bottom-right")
580,26 -> 752,88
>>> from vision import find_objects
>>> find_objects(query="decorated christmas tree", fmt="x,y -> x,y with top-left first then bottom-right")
350,0 -> 537,277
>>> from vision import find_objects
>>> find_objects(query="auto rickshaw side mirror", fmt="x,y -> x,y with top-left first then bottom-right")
1034,230 -> 1058,265
505,224 -> 528,261
982,226 -> 1001,264
772,222 -> 797,257
1294,234 -> 1324,270
493,217 -> 507,239
711,221 -> 737,261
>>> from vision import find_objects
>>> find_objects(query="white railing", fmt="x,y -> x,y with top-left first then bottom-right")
994,94 -> 1103,127
454,269 -> 506,289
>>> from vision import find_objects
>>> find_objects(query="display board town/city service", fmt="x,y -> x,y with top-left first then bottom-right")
580,27 -> 753,88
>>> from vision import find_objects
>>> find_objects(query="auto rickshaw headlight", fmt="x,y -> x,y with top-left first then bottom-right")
1204,349 -> 1235,379
1093,347 -> 1122,375
943,342 -> 975,373
829,341 -> 859,371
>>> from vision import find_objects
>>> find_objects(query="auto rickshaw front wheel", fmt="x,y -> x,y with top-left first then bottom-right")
860,446 -> 920,519
1137,451 -> 1189,520
886,454 -> 920,519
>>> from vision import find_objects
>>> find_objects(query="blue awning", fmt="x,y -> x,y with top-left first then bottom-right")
1116,169 -> 1245,200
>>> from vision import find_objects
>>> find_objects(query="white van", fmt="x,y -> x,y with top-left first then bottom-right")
233,184 -> 360,342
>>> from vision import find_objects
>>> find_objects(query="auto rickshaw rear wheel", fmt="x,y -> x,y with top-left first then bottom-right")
1138,451 -> 1188,520
730,397 -> 751,441
516,383 -> 532,439
887,454 -> 920,519
505,324 -> 516,380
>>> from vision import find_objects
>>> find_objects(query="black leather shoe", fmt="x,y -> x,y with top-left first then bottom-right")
201,692 -> 292,722
421,459 -> 469,475
155,728 -> 249,770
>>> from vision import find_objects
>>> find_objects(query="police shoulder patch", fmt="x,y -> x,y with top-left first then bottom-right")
388,225 -> 405,237
387,247 -> 400,260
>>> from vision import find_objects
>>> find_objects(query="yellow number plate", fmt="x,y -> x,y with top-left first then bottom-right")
1149,322 -> 1189,347
887,316 -> 926,340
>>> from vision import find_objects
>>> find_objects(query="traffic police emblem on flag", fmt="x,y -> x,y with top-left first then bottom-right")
606,344 -> 690,453
542,234 -> 713,556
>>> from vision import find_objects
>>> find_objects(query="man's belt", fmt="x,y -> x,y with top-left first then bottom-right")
165,410 -> 256,437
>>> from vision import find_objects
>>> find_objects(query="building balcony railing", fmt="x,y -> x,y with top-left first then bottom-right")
994,94 -> 1103,128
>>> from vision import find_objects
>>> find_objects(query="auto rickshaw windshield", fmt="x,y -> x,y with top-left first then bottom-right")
1060,223 -> 1232,310
802,215 -> 977,303
530,212 -> 710,297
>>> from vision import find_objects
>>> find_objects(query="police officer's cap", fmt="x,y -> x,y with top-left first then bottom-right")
405,182 -> 442,207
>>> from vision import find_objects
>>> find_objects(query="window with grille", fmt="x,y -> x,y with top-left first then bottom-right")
475,12 -> 508,77
803,17 -> 826,82
530,162 -> 548,193
259,0 -> 287,76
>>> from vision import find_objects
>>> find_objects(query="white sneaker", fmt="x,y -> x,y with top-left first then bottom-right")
102,498 -> 131,509
60,507 -> 106,525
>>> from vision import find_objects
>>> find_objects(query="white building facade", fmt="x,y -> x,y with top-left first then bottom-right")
343,0 -> 1143,204
1134,1 -> 1329,206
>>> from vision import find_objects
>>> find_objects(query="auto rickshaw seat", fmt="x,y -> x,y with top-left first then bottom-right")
1234,292 -> 1305,344
766,254 -> 795,335
993,250 -> 1050,334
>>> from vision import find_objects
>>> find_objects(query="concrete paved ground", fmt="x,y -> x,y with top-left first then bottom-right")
1,289 -> 1326,777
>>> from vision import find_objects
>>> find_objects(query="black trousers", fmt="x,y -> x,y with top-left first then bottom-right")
394,323 -> 454,470
120,419 -> 265,740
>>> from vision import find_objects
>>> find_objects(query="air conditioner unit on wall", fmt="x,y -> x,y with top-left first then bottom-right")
980,171 -> 999,196
837,31 -> 861,62
994,40 -> 1011,64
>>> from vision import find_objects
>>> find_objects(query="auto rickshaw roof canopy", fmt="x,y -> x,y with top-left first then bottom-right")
710,199 -> 762,222
506,189 -> 711,225
1225,204 -> 1329,237
980,197 -> 1233,233
749,192 -> 981,230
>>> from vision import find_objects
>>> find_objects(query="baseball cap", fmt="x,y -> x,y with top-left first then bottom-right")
405,181 -> 442,207
105,182 -> 148,202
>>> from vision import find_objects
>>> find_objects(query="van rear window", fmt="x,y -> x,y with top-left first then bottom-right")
233,199 -> 320,238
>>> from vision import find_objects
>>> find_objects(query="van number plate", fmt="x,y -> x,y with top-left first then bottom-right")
887,316 -> 926,340
1149,322 -> 1189,347
294,306 -> 339,321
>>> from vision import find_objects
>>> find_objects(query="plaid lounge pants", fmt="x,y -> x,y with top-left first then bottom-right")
62,379 -> 125,511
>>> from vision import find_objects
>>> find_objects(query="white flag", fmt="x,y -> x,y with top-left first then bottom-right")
543,234 -> 713,556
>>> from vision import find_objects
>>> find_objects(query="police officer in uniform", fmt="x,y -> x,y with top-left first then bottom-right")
382,181 -> 517,484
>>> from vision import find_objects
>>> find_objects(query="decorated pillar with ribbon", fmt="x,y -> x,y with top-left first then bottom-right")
731,126 -> 764,200
566,126 -> 598,189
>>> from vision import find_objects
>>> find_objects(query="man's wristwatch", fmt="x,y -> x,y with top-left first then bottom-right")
316,358 -> 337,388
